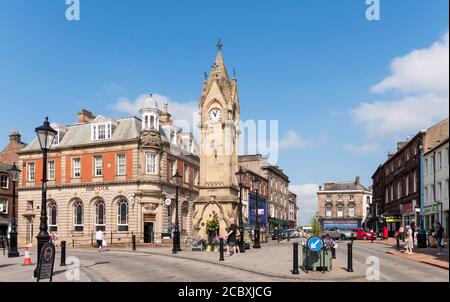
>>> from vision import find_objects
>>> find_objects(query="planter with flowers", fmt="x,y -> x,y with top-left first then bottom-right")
205,212 -> 220,252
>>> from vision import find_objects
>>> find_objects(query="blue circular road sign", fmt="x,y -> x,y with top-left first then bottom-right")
307,237 -> 324,252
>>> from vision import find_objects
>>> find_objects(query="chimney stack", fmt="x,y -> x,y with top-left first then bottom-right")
9,131 -> 21,143
355,176 -> 360,186
160,102 -> 172,124
78,109 -> 96,124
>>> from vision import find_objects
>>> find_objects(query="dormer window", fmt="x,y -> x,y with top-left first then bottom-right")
92,122 -> 113,141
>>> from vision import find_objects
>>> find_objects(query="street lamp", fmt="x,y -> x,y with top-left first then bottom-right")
34,117 -> 57,278
417,145 -> 427,248
172,171 -> 182,254
252,177 -> 261,249
7,162 -> 21,258
235,167 -> 246,253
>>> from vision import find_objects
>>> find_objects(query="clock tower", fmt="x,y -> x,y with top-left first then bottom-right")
194,40 -> 241,237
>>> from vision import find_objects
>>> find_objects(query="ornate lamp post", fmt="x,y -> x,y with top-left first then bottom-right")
252,177 -> 261,249
172,171 -> 182,254
235,167 -> 246,253
7,162 -> 21,258
417,145 -> 427,248
34,117 -> 57,278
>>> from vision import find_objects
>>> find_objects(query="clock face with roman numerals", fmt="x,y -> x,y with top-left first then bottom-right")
208,108 -> 222,124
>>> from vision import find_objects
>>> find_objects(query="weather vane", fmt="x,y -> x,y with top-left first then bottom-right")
216,38 -> 223,51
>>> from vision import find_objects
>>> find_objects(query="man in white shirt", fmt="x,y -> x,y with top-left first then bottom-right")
96,230 -> 104,252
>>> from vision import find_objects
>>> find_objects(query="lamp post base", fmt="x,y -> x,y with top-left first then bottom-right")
34,233 -> 51,278
253,230 -> 261,249
172,231 -> 182,254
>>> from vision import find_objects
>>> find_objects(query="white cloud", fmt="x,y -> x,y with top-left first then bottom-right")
372,32 -> 449,94
278,130 -> 316,150
289,183 -> 319,226
347,30 -> 449,149
111,93 -> 199,131
343,142 -> 381,156
350,93 -> 449,138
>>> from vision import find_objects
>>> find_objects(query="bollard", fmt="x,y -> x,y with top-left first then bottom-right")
331,246 -> 336,259
347,243 -> 353,272
60,241 -> 66,267
371,235 -> 374,243
91,232 -> 94,247
396,236 -> 400,251
219,238 -> 225,261
132,235 -> 136,251
304,248 -> 309,274
292,242 -> 299,275
351,234 -> 354,244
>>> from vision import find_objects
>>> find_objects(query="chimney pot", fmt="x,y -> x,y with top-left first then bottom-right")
78,109 -> 96,124
9,131 -> 21,143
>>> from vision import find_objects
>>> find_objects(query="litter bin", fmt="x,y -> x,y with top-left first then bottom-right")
417,231 -> 427,248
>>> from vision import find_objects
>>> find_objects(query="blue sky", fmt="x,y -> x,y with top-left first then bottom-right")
1,0 -> 448,224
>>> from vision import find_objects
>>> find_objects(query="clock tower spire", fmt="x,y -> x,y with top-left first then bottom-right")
194,40 -> 241,237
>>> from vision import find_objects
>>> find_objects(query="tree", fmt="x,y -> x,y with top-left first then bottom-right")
310,216 -> 322,237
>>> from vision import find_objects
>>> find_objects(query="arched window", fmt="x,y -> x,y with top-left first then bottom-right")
325,205 -> 332,217
117,199 -> 128,232
348,204 -> 355,217
150,115 -> 155,130
74,201 -> 84,232
337,205 -> 344,218
95,200 -> 106,231
48,202 -> 58,232
144,115 -> 149,129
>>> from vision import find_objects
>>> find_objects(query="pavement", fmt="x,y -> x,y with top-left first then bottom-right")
0,238 -> 448,282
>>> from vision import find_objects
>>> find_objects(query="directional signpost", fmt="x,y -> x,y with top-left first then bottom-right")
307,236 -> 324,252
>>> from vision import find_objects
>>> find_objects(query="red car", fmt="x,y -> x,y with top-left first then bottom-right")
350,228 -> 377,240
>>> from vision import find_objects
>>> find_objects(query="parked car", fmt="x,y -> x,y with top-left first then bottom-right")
284,229 -> 298,239
350,228 -> 377,240
271,229 -> 284,240
322,228 -> 356,240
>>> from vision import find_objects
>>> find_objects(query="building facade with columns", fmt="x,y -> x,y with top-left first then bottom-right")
17,99 -> 199,247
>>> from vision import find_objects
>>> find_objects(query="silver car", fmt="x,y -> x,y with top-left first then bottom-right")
323,228 -> 356,240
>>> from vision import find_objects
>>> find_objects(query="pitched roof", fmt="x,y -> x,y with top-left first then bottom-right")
322,182 -> 370,192
0,162 -> 12,173
22,117 -> 142,152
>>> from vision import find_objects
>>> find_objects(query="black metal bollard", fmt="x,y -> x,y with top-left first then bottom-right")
60,241 -> 66,267
219,238 -> 225,261
396,236 -> 400,251
347,243 -> 353,272
331,246 -> 336,259
304,248 -> 309,274
292,242 -> 299,275
132,235 -> 136,251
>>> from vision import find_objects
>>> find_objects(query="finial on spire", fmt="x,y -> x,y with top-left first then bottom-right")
204,71 -> 208,80
233,68 -> 236,79
216,38 -> 223,51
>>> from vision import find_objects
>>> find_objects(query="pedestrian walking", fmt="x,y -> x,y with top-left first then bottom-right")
96,230 -> 104,252
404,225 -> 414,254
225,218 -> 239,256
399,225 -> 405,242
435,222 -> 445,256
410,222 -> 416,247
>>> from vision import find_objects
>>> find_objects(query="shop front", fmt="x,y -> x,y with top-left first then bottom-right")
320,218 -> 361,230
424,204 -> 440,232
401,201 -> 418,228
384,215 -> 402,237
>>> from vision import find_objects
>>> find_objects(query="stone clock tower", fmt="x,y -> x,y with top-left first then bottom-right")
194,40 -> 241,237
